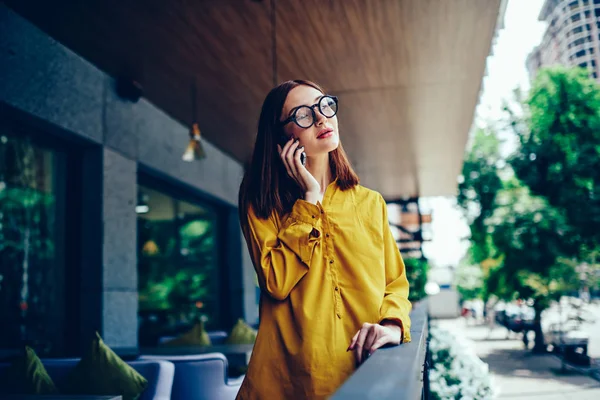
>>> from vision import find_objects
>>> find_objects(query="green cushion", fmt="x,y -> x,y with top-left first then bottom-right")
163,321 -> 211,347
0,346 -> 57,395
61,332 -> 148,400
226,319 -> 257,345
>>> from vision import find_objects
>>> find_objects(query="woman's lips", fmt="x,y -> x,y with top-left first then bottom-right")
317,129 -> 333,139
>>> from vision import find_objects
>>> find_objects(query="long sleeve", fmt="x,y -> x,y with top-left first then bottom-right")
242,200 -> 323,301
377,195 -> 412,343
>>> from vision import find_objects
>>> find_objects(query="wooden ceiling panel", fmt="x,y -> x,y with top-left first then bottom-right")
361,167 -> 418,200
404,79 -> 483,197
335,89 -> 418,197
276,0 -> 400,91
395,0 -> 501,85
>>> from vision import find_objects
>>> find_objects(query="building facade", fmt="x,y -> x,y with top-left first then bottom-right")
527,0 -> 600,82
0,5 -> 258,357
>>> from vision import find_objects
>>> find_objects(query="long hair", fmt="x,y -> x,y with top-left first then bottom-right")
239,80 -> 359,227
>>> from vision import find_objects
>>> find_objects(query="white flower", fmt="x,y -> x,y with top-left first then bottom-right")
429,326 -> 497,399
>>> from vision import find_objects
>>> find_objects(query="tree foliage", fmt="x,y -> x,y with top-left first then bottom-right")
510,66 -> 600,249
457,128 -> 503,265
404,257 -> 428,303
487,178 -> 578,307
458,66 -> 600,350
459,66 -> 600,299
454,261 -> 484,301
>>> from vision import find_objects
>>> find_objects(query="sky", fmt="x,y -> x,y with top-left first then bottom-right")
422,0 -> 547,278
476,0 -> 548,126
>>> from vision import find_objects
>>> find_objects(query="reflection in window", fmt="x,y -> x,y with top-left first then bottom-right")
137,185 -> 219,346
0,133 -> 64,356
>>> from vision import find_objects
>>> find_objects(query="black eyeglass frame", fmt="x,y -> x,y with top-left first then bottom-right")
280,95 -> 339,129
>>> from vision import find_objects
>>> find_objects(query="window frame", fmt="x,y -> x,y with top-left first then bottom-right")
136,170 -> 229,339
0,110 -> 81,357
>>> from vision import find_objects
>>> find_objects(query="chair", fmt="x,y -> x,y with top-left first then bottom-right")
0,358 -> 175,400
141,353 -> 242,400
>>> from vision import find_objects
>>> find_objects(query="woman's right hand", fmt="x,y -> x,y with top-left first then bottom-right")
278,138 -> 321,203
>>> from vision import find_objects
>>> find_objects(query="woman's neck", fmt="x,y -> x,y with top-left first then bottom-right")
306,154 -> 333,194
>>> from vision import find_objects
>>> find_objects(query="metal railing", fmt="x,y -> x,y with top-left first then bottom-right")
331,300 -> 429,400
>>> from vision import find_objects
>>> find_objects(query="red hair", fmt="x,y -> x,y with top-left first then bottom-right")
239,80 -> 359,225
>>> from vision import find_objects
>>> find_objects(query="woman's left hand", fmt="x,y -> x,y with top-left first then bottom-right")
347,321 -> 402,365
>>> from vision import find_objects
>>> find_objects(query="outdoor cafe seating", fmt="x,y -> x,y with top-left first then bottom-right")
0,322 -> 253,400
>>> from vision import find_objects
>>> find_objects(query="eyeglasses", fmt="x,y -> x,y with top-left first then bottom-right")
280,95 -> 338,129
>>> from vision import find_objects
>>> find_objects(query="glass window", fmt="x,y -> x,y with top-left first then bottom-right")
572,37 -> 585,46
137,184 -> 220,346
0,132 -> 66,356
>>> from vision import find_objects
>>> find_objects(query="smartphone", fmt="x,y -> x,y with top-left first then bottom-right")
279,135 -> 306,166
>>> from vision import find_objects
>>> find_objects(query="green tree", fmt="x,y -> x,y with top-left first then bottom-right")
506,66 -> 600,335
487,178 -> 578,351
458,123 -> 579,352
404,257 -> 428,302
460,66 -> 600,352
510,66 -> 600,252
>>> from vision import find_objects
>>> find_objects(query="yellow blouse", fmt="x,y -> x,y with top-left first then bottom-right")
236,182 -> 412,400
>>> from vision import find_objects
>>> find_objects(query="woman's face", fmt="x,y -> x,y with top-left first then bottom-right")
280,85 -> 340,156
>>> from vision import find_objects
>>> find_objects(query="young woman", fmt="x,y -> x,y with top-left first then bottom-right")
237,80 -> 412,399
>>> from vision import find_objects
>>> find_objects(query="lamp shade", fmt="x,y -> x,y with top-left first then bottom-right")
182,123 -> 206,161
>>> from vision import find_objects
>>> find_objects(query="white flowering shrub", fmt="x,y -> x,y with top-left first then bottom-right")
429,326 -> 496,400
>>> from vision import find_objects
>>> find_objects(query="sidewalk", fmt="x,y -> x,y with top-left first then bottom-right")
433,318 -> 600,400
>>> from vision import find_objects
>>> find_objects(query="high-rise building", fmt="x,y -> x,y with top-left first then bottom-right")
527,0 -> 600,82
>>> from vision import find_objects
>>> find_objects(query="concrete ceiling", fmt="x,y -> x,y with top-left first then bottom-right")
7,0 -> 505,199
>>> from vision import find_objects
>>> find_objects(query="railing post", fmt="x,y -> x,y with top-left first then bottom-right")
422,315 -> 432,399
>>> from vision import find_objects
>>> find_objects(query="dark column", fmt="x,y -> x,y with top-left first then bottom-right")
79,147 -> 138,352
